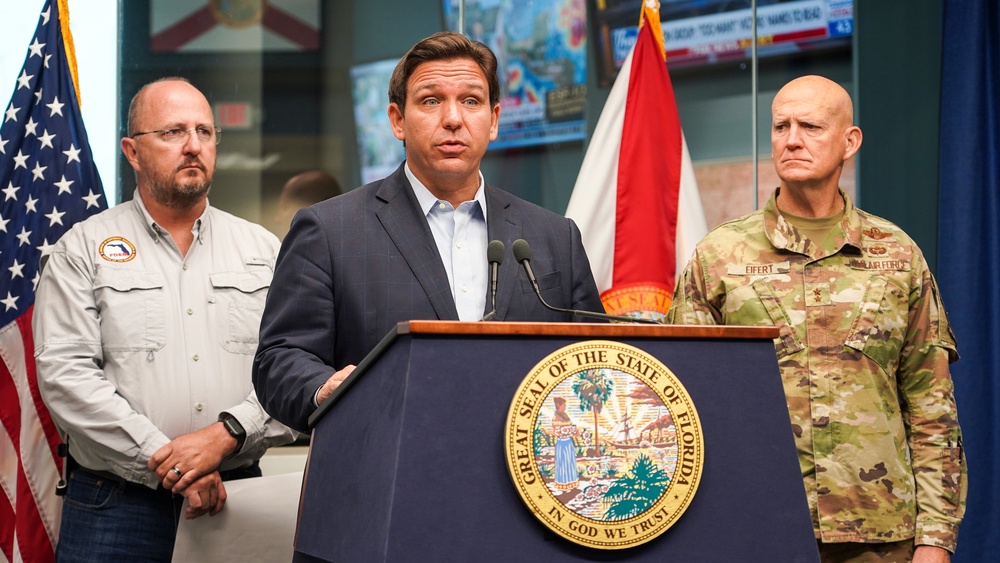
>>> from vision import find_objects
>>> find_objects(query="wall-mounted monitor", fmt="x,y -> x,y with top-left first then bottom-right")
350,58 -> 406,185
591,0 -> 854,86
443,0 -> 588,150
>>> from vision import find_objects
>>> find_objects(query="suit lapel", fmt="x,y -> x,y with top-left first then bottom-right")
375,166 -> 459,320
485,185 -> 521,320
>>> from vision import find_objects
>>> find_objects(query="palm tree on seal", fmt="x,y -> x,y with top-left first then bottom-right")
572,369 -> 613,457
603,453 -> 670,520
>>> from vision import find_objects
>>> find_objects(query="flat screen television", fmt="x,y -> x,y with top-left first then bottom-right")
443,0 -> 588,150
350,58 -> 406,185
591,0 -> 854,86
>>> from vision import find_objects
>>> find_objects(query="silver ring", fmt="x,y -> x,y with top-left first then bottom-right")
171,466 -> 182,477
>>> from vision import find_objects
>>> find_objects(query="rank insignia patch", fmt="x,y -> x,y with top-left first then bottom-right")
862,227 -> 893,240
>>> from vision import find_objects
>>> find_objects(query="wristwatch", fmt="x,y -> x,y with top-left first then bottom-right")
218,412 -> 246,456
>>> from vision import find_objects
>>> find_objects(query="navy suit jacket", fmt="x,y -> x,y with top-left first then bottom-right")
253,164 -> 604,431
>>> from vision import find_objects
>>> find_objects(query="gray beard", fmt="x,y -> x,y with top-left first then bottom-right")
146,175 -> 212,210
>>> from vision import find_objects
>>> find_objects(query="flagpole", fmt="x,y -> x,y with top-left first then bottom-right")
751,0 -> 759,210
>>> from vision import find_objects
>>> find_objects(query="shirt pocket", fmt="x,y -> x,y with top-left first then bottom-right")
210,271 -> 270,354
724,278 -> 804,359
844,276 -> 907,373
93,268 -> 166,353
833,409 -> 913,502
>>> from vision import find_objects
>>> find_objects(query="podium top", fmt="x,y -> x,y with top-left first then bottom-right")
399,320 -> 779,340
308,320 -> 778,428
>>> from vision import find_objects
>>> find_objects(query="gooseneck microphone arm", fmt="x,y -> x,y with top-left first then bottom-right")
481,240 -> 505,321
510,239 -> 662,325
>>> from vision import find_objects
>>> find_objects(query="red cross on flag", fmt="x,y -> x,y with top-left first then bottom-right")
150,0 -> 321,53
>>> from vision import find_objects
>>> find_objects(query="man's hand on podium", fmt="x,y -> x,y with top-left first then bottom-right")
317,365 -> 356,406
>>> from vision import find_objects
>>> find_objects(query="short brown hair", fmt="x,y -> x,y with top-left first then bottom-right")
388,31 -> 500,112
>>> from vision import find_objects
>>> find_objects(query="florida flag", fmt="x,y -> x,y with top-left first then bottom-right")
150,0 -> 321,52
565,0 -> 706,321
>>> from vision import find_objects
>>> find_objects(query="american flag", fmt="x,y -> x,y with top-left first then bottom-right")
0,1 -> 106,561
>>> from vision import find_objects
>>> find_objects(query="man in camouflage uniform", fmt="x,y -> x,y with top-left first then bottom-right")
668,75 -> 966,562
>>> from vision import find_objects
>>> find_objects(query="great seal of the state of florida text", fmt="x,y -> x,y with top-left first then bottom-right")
504,340 -> 704,549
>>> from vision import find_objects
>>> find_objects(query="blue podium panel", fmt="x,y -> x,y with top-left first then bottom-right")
296,323 -> 818,562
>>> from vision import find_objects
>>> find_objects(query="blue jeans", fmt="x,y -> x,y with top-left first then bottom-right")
56,464 -> 262,562
56,469 -> 182,562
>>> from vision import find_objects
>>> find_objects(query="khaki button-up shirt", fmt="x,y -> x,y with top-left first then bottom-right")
34,192 -> 295,488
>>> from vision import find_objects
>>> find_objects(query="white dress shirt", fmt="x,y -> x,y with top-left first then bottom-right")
405,163 -> 489,321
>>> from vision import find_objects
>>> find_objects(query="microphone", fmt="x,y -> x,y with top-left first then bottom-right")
511,239 -> 662,324
481,240 -> 505,321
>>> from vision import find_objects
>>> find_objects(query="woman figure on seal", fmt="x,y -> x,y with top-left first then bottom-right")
552,396 -> 579,491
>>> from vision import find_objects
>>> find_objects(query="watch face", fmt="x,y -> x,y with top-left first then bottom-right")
219,414 -> 246,458
222,415 -> 245,437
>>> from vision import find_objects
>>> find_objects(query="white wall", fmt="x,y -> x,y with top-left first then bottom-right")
0,0 -> 119,204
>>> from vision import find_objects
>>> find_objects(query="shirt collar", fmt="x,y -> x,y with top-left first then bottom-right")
763,187 -> 862,258
404,162 -> 487,218
131,188 -> 210,244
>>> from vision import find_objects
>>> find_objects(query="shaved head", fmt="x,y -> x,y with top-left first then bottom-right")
773,75 -> 855,129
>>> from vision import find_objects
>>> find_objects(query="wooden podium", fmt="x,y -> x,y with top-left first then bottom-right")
294,321 -> 819,562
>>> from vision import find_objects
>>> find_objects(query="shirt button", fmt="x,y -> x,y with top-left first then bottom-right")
186,308 -> 194,315
438,202 -> 447,209
193,354 -> 200,361
456,241 -> 463,249
461,284 -> 468,293
182,264 -> 188,271
195,403 -> 204,411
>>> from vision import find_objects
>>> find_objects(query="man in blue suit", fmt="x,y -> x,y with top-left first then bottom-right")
253,32 -> 604,432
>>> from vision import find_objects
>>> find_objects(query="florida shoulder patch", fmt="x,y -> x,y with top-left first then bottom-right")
99,236 -> 136,262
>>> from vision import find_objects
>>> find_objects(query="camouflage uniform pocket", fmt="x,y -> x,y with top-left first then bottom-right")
829,409 -> 914,524
844,276 -> 907,373
724,280 -> 804,358
941,441 -> 964,509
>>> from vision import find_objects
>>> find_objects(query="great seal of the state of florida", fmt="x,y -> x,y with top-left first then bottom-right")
504,340 -> 704,549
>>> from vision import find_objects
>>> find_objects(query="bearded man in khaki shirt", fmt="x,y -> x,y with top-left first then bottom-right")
34,77 -> 294,561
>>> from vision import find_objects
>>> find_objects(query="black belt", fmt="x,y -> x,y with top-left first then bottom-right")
68,455 -> 259,488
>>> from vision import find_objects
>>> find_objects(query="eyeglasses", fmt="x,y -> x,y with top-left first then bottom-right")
130,126 -> 222,145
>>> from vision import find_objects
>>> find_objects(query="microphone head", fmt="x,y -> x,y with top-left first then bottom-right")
487,240 -> 505,264
512,239 -> 532,263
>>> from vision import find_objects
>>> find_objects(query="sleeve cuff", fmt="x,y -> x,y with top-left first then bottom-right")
914,520 -> 960,554
130,431 -> 170,489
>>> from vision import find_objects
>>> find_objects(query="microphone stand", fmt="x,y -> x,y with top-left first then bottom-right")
480,240 -> 505,321
511,239 -> 662,325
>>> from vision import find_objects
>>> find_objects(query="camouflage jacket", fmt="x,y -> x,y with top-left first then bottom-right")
668,189 -> 966,550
